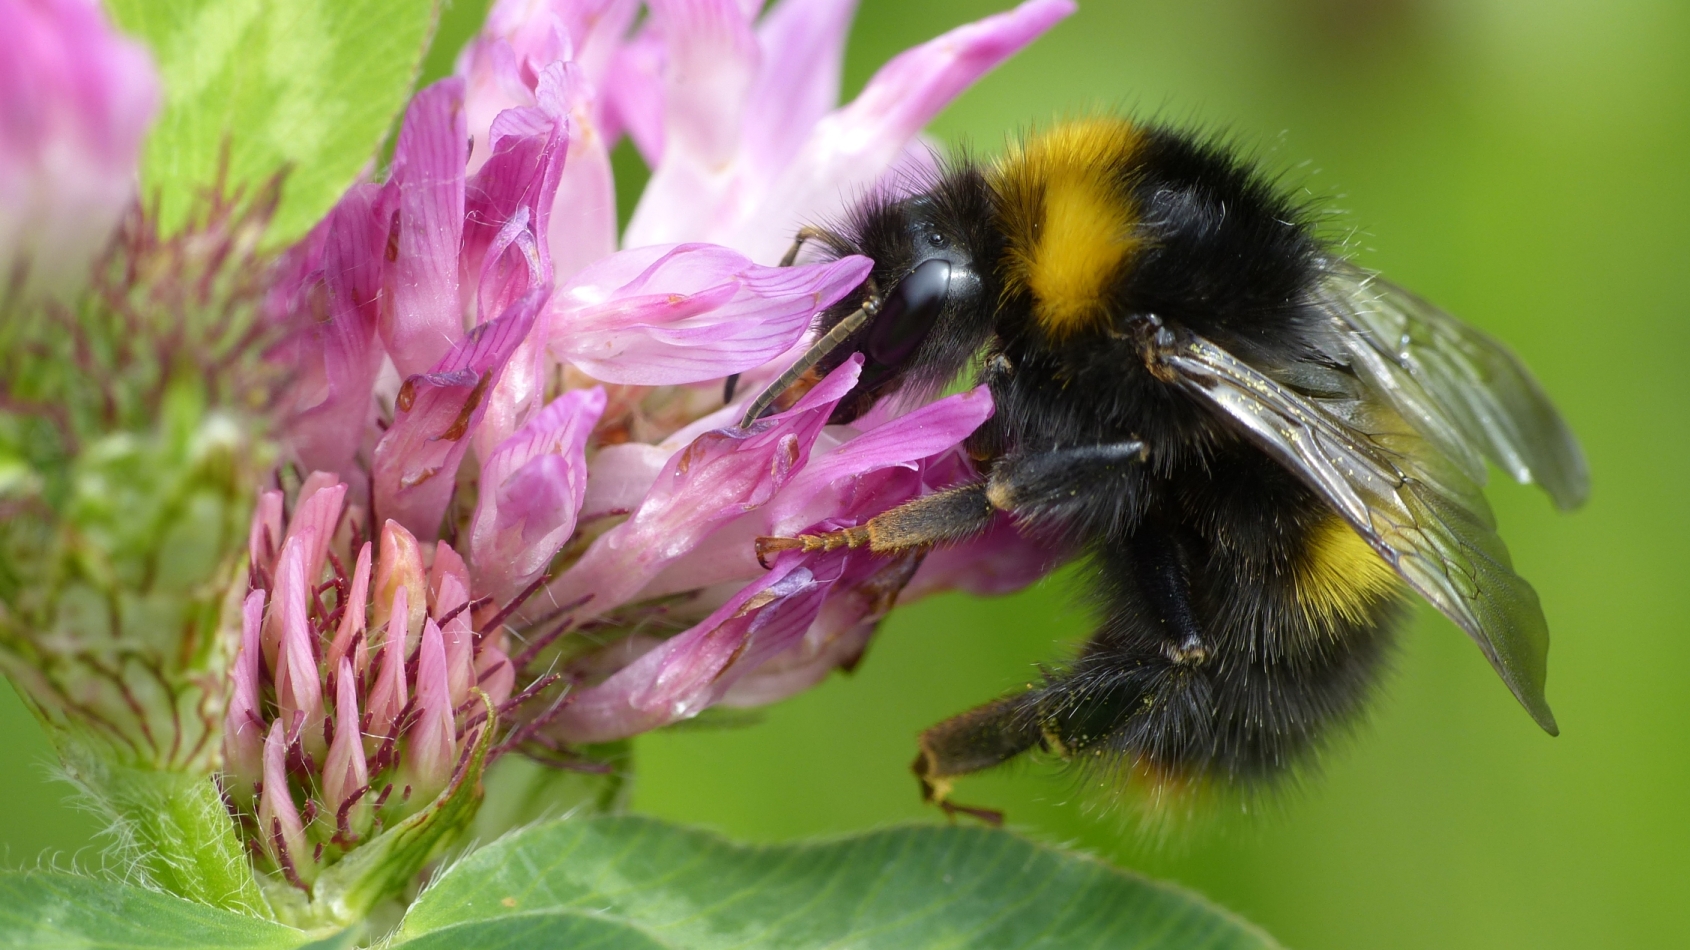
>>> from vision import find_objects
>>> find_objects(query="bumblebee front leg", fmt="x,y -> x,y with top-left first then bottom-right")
755,482 -> 993,566
754,440 -> 1151,565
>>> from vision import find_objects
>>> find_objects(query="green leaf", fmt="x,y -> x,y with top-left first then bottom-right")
393,816 -> 1283,950
387,913 -> 667,950
105,0 -> 441,247
0,870 -> 319,949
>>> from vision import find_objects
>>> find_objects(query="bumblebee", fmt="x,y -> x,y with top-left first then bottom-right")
741,117 -> 1588,807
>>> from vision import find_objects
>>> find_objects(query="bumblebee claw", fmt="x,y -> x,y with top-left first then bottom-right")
938,799 -> 1005,827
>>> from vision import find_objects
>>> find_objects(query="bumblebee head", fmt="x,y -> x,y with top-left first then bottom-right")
741,165 -> 1001,427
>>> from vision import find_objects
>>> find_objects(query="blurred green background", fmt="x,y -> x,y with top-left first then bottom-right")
6,1 -> 1685,947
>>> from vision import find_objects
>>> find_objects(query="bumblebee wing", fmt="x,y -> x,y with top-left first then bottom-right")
1313,260 -> 1589,511
1156,329 -> 1558,733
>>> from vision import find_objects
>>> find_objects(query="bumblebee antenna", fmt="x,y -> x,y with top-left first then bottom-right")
738,293 -> 881,428
725,228 -> 835,406
779,226 -> 826,267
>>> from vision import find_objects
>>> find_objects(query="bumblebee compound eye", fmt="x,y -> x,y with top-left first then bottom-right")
865,258 -> 952,369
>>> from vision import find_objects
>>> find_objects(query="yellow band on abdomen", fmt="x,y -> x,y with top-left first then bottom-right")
1296,515 -> 1404,628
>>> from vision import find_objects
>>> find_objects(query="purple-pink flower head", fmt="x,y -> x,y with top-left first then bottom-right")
226,480 -> 517,888
266,0 -> 1073,771
621,0 -> 1077,263
0,0 -> 157,295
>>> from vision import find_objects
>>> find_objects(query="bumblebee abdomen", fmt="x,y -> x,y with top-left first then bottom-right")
1050,520 -> 1401,790
1293,514 -> 1406,632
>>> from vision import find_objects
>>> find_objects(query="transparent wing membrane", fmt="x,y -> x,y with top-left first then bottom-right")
1314,261 -> 1590,512
1152,328 -> 1558,733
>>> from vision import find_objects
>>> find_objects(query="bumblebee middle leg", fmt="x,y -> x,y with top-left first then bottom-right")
755,440 -> 1150,564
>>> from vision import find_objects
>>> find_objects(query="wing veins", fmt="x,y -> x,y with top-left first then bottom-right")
1150,328 -> 1558,734
1314,261 -> 1588,511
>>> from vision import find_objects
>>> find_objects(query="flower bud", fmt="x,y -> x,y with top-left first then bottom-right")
221,478 -> 518,904
222,591 -> 269,806
320,658 -> 369,836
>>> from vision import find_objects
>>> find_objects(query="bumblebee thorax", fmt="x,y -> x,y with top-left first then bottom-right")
993,117 -> 1146,341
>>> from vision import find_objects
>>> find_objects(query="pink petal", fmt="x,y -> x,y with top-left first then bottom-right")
552,0 -> 643,98
280,474 -> 346,589
457,10 -> 566,175
639,385 -> 993,597
366,584 -> 411,747
767,386 -> 993,534
461,0 -> 638,156
553,550 -> 839,742
719,618 -> 874,708
371,520 -> 428,658
721,549 -> 924,708
578,442 -> 672,521
475,646 -> 516,708
549,243 -> 871,384
574,396 -> 747,522
0,0 -> 158,296
272,534 -> 326,760
743,0 -> 858,179
467,87 -> 570,460
405,618 -> 457,800
723,0 -> 1074,261
371,289 -> 543,540
471,386 -> 606,602
544,63 -> 620,284
258,721 -> 308,870
321,657 -> 369,823
621,0 -> 760,248
263,207 -> 331,324
433,572 -> 476,707
247,490 -> 284,580
540,356 -> 863,624
463,95 -> 565,323
381,78 -> 469,379
457,8 -> 625,284
281,184 -> 387,479
561,547 -> 824,740
293,471 -> 344,513
602,25 -> 666,164
326,541 -> 373,680
220,590 -> 268,803
428,541 -> 472,612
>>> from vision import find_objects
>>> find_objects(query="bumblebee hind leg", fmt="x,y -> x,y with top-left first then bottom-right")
915,524 -> 1215,805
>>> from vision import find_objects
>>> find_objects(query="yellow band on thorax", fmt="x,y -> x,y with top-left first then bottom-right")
994,118 -> 1145,340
